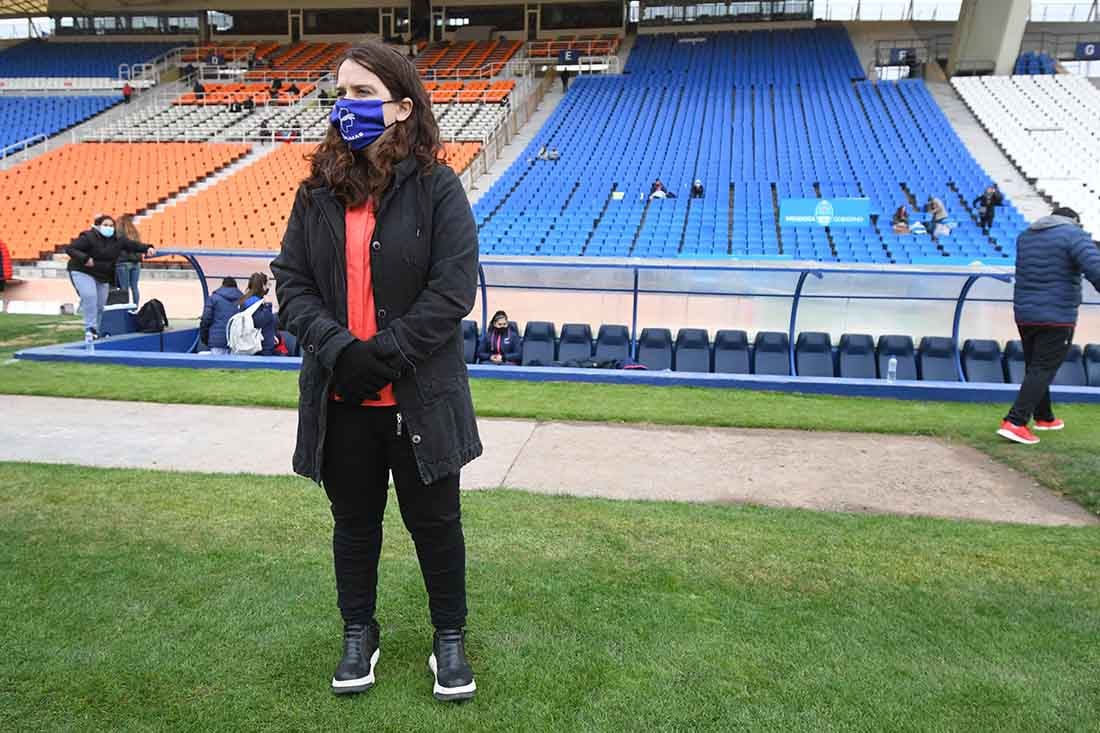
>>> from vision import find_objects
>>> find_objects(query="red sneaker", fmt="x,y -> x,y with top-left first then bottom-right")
1033,419 -> 1065,431
997,420 -> 1040,445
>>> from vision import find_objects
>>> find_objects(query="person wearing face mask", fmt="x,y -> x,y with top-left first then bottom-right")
65,214 -> 153,338
238,272 -> 277,356
476,310 -> 521,365
271,41 -> 481,702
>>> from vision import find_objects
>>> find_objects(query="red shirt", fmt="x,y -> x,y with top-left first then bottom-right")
340,201 -> 396,407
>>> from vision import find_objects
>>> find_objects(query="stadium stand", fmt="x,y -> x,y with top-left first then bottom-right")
181,42 -> 281,64
0,142 -> 249,260
0,95 -> 121,151
424,80 -> 514,104
88,104 -> 256,142
415,41 -> 522,79
138,141 -> 481,250
527,37 -> 621,59
174,82 -> 315,105
1013,51 -> 1057,75
474,28 -> 1026,262
952,73 -> 1100,238
243,42 -> 348,79
0,40 -> 176,79
460,320 -> 1100,385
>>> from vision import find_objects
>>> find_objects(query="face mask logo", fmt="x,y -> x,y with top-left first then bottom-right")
329,98 -> 396,151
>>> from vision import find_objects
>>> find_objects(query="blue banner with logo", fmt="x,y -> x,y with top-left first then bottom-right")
1075,42 -> 1100,60
780,198 -> 871,228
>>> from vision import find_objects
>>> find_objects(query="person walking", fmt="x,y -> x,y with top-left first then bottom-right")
271,41 -> 482,701
66,214 -> 153,338
998,207 -> 1100,444
972,184 -> 1003,234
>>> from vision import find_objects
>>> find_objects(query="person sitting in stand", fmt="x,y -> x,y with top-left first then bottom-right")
192,80 -> 206,99
536,144 -> 549,161
547,146 -> 560,161
476,311 -> 521,365
690,179 -> 704,199
270,77 -> 283,93
649,179 -> 677,199
242,96 -> 255,111
286,82 -> 301,97
892,205 -> 910,234
229,97 -> 243,113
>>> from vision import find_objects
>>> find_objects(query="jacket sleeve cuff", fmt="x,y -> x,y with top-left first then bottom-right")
311,328 -> 356,371
372,328 -> 416,373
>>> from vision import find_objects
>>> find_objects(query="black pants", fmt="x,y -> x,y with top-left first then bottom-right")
1005,324 -> 1074,426
980,212 -> 994,231
322,401 -> 467,629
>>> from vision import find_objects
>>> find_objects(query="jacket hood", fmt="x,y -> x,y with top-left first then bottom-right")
213,286 -> 243,301
1029,214 -> 1079,232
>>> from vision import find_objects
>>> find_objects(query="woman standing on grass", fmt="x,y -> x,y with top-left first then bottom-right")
271,42 -> 482,702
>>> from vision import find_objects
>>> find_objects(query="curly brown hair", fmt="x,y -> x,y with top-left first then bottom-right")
305,42 -> 443,208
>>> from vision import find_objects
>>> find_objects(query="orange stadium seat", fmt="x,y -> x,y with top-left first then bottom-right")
0,142 -> 250,261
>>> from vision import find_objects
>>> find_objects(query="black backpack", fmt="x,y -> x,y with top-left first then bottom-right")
135,299 -> 168,333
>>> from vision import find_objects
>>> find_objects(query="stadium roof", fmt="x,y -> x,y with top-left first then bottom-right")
2,0 -> 46,17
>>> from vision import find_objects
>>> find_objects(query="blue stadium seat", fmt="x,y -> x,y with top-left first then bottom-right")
558,323 -> 593,362
753,331 -> 790,376
1053,345 -> 1087,386
919,337 -> 959,382
462,320 -> 478,364
673,328 -> 711,373
876,335 -> 917,380
962,339 -> 1005,383
0,95 -> 121,151
837,333 -> 876,379
713,329 -> 750,374
521,321 -> 556,366
1003,340 -> 1025,384
0,40 -> 177,78
795,331 -> 834,377
595,324 -> 631,362
637,328 -> 673,370
1086,344 -> 1100,387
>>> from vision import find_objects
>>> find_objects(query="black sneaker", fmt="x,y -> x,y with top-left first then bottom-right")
331,621 -> 380,695
428,628 -> 476,702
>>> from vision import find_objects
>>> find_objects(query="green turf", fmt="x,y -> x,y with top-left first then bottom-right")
4,345 -> 1098,515
0,462 -> 1097,732
0,313 -> 85,358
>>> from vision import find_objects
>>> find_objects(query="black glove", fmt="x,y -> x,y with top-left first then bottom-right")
332,339 -> 401,404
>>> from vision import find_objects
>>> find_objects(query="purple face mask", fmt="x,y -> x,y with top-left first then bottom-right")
329,97 -> 394,150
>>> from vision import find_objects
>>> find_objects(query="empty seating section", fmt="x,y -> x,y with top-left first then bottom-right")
475,28 -> 1019,262
436,102 -> 508,142
527,37 -> 621,59
424,80 -> 514,104
140,144 -> 310,250
89,104 -> 255,142
0,142 -> 248,260
244,42 -> 349,79
416,41 -> 522,79
953,74 -> 1100,239
460,322 -> 1100,384
0,40 -> 176,78
1014,51 -> 1057,75
181,42 -> 280,64
175,83 -> 315,105
0,96 -> 120,150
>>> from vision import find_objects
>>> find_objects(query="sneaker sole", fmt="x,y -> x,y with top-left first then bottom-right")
428,653 -> 476,701
996,428 -> 1039,445
331,648 -> 380,695
1033,424 -> 1064,431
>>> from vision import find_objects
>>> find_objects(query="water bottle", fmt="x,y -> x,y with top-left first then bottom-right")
887,356 -> 898,383
84,331 -> 95,353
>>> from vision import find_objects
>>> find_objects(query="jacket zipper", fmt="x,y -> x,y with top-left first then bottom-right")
396,411 -> 403,437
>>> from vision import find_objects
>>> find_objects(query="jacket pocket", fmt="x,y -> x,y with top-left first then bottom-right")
415,374 -> 463,406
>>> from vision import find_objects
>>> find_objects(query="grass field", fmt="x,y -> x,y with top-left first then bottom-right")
1,462 -> 1098,732
3,314 -> 1098,514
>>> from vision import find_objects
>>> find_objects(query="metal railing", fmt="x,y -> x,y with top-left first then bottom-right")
1020,30 -> 1100,59
0,133 -> 47,168
1028,1 -> 1098,22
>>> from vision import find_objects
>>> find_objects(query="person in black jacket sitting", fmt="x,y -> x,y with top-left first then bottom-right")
65,214 -> 154,338
477,310 -> 521,365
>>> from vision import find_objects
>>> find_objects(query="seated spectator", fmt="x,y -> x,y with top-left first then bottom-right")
199,276 -> 243,355
270,77 -> 283,92
183,63 -> 196,77
536,144 -> 549,160
229,98 -> 243,113
547,147 -> 560,161
192,80 -> 206,99
238,272 -> 277,356
926,196 -> 950,240
649,179 -> 677,199
242,96 -> 256,112
477,310 -> 521,365
286,82 -> 301,97
690,179 -> 704,199
891,205 -> 910,234
258,120 -> 273,141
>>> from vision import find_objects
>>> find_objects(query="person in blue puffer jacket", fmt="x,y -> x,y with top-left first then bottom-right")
199,277 -> 244,354
238,272 -> 278,356
998,207 -> 1100,445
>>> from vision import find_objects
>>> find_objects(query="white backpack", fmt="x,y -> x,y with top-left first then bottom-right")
226,299 -> 264,355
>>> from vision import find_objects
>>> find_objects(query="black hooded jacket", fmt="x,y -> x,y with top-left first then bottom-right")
65,228 -> 149,283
